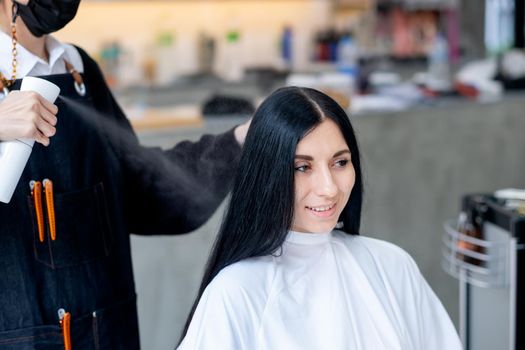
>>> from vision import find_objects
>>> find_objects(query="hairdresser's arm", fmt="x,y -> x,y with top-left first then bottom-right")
0,91 -> 58,146
76,45 -> 247,235
234,118 -> 251,146
126,126 -> 243,235
123,115 -> 249,234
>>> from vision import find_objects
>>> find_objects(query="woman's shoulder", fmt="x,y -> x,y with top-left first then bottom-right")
333,231 -> 429,304
332,231 -> 417,271
208,256 -> 276,295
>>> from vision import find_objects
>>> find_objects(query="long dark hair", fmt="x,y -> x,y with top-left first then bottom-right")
179,86 -> 363,341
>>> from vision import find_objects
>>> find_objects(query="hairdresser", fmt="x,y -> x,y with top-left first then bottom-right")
0,1 -> 249,349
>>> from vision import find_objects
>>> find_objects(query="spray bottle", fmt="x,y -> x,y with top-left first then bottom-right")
281,26 -> 293,69
427,32 -> 451,91
0,77 -> 60,203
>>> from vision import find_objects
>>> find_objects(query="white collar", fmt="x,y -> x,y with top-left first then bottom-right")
0,31 -> 66,78
45,35 -> 67,71
286,230 -> 332,245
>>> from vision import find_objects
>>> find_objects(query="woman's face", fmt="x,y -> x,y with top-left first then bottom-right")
291,118 -> 355,233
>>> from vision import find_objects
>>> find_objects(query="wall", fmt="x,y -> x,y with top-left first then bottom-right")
55,0 -> 332,86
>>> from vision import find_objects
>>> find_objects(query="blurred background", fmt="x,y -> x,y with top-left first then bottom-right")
56,0 -> 525,349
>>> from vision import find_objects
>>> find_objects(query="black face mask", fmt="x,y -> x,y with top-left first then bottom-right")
14,0 -> 81,37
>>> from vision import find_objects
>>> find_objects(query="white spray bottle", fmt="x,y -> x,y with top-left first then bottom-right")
0,77 -> 60,203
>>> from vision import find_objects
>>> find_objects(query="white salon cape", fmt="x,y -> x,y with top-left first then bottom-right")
179,231 -> 462,350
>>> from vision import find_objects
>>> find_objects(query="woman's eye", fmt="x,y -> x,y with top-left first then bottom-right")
334,159 -> 349,167
294,165 -> 310,173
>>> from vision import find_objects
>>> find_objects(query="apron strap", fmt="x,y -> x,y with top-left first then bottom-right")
64,59 -> 86,96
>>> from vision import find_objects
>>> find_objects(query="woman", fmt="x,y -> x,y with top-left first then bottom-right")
178,87 -> 462,350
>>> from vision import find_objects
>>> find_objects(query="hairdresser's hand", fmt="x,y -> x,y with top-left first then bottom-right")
0,91 -> 58,146
234,118 -> 251,146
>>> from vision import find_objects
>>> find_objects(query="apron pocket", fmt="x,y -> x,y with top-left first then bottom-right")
28,182 -> 113,269
0,325 -> 62,350
92,295 -> 140,350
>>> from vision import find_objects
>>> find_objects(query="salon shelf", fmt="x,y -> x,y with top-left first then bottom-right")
126,105 -> 203,131
442,220 -> 509,289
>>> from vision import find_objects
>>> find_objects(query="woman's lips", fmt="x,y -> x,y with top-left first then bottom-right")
305,203 -> 336,218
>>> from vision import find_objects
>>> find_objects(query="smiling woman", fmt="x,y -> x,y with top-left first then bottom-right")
177,86 -> 462,350
292,118 -> 356,233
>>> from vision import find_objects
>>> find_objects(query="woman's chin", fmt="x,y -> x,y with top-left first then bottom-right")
292,221 -> 338,234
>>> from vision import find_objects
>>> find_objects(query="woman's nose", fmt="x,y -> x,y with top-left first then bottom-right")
314,168 -> 338,197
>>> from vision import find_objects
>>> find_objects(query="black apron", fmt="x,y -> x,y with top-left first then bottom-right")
0,71 -> 139,349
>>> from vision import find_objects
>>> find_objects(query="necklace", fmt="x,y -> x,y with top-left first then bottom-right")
0,3 -> 19,92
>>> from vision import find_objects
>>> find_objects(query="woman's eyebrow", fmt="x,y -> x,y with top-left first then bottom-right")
333,150 -> 351,157
295,155 -> 313,161
295,149 -> 350,161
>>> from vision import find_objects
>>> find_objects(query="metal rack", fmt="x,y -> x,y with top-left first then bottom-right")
442,194 -> 525,350
442,219 -> 509,288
